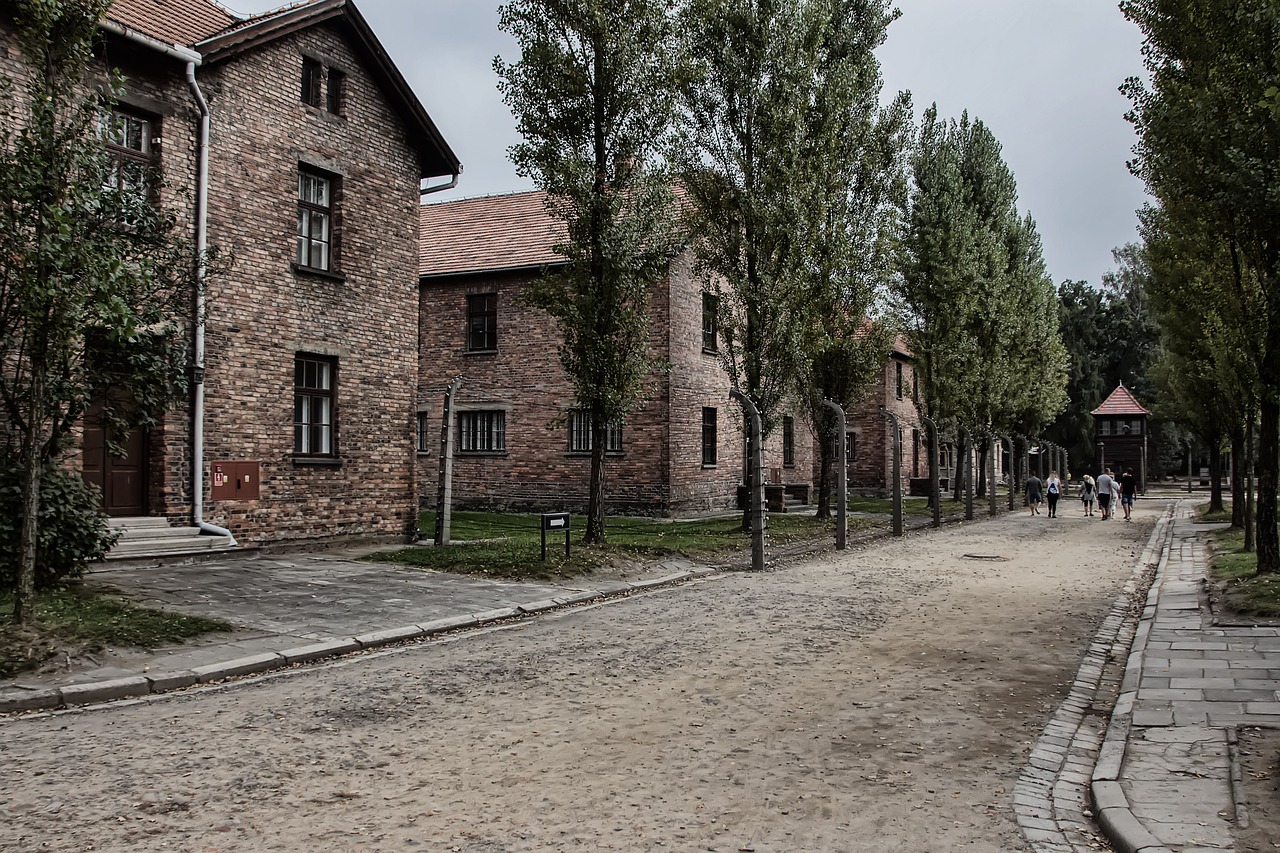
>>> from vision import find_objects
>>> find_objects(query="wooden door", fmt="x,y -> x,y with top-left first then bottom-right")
82,402 -> 149,516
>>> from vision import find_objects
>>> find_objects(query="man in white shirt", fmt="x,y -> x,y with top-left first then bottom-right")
1096,469 -> 1116,520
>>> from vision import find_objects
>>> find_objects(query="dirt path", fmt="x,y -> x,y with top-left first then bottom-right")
0,504 -> 1158,852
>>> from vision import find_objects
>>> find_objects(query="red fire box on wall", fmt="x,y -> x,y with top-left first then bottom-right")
210,461 -> 261,501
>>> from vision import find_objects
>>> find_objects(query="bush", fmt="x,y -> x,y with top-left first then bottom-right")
0,460 -> 117,591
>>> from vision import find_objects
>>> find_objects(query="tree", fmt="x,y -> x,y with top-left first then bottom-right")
0,0 -> 205,623
495,0 -> 681,544
675,0 -> 865,435
792,2 -> 910,517
1121,0 -> 1280,571
898,107 -> 1067,498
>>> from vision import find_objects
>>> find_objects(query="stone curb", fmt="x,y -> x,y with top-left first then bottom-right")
0,568 -> 703,715
1087,502 -> 1183,853
1016,502 -> 1175,853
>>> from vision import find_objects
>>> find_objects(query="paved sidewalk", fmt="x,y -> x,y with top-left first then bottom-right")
1093,501 -> 1280,853
0,547 -> 713,713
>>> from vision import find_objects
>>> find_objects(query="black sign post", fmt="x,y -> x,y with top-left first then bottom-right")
541,512 -> 570,561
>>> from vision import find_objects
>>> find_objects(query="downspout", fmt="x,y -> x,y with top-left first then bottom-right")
99,22 -> 235,544
185,62 -> 236,545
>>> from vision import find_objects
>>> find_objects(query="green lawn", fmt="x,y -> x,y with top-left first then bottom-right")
0,588 -> 232,679
367,509 -> 883,581
1210,528 -> 1280,617
1197,501 -> 1233,523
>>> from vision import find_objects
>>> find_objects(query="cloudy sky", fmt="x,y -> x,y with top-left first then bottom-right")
227,0 -> 1150,288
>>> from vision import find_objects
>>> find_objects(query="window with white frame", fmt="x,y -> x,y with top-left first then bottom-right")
294,354 -> 336,456
569,410 -> 622,453
296,168 -> 335,272
458,410 -> 505,453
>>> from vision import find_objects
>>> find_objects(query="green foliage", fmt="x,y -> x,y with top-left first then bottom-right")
897,107 -> 1068,447
495,0 -> 682,543
0,460 -> 117,591
1121,0 -> 1280,571
0,0 -> 222,618
675,0 -> 900,435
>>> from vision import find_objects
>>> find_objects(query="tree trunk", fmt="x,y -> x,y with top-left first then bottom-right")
1255,398 -> 1277,571
951,433 -> 967,502
1208,442 -> 1225,514
584,420 -> 606,545
14,371 -> 45,625
975,444 -> 987,498
1232,431 -> 1245,528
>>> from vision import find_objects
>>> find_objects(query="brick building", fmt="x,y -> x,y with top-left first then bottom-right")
838,340 -> 927,495
3,0 -> 460,548
416,190 -> 814,516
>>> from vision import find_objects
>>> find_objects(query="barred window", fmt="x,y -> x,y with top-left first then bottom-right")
416,412 -> 430,453
782,416 -> 795,467
569,410 -> 622,453
467,293 -> 498,351
458,410 -> 505,453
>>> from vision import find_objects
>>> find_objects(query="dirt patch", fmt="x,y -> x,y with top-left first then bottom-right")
1235,727 -> 1280,853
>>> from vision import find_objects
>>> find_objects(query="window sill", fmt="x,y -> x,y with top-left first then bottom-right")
464,349 -> 498,357
293,456 -> 341,466
457,451 -> 507,458
292,263 -> 345,283
702,347 -> 719,356
701,463 -> 718,469
567,452 -> 625,457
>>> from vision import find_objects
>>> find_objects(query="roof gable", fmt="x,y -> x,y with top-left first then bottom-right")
197,0 -> 460,180
1091,383 -> 1150,416
419,191 -> 566,279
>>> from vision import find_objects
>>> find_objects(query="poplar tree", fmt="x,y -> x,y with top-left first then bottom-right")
1121,0 -> 1280,571
0,0 -> 203,624
495,0 -> 680,544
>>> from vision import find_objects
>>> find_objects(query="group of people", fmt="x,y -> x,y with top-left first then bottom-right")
1025,467 -> 1138,521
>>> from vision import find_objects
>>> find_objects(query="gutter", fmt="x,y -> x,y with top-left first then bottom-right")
101,21 -> 236,545
420,172 -> 459,196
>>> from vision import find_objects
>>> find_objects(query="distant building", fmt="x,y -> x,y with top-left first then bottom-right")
1091,384 -> 1150,491
416,190 -> 814,516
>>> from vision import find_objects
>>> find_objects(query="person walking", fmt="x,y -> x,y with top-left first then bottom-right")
1045,470 -> 1062,517
1096,469 -> 1116,520
1080,474 -> 1096,516
1119,467 -> 1137,522
1025,473 -> 1043,515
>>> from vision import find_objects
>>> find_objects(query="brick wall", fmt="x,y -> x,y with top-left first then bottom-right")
187,24 -> 423,546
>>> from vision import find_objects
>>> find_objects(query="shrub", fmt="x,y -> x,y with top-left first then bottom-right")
0,460 -> 117,591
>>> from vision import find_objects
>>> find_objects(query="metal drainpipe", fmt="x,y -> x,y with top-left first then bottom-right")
99,23 -> 235,544
185,63 -> 235,545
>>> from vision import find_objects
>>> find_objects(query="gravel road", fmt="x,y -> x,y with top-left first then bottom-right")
0,506 -> 1156,852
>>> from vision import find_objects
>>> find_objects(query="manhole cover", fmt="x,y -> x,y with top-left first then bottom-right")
961,553 -> 1010,562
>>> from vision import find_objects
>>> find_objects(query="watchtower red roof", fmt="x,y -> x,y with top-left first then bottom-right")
1091,384 -> 1150,417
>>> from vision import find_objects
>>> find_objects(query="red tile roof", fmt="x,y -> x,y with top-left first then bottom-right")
105,0 -> 238,47
1091,383 -> 1150,416
419,190 -> 567,278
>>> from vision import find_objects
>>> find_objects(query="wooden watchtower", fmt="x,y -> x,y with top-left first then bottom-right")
1091,383 -> 1150,492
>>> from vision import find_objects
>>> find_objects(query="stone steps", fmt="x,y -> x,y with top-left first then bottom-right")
104,517 -> 235,561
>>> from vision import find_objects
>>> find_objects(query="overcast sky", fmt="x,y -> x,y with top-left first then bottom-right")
226,0 -> 1150,288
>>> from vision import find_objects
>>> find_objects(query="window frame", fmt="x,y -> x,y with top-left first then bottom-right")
568,410 -> 623,454
415,411 -> 431,454
294,354 -> 337,459
101,107 -> 156,198
701,407 -> 717,467
895,361 -> 904,400
466,293 -> 498,352
701,292 -> 719,353
326,67 -> 344,115
296,167 -> 336,274
457,410 -> 506,454
301,57 -> 323,108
